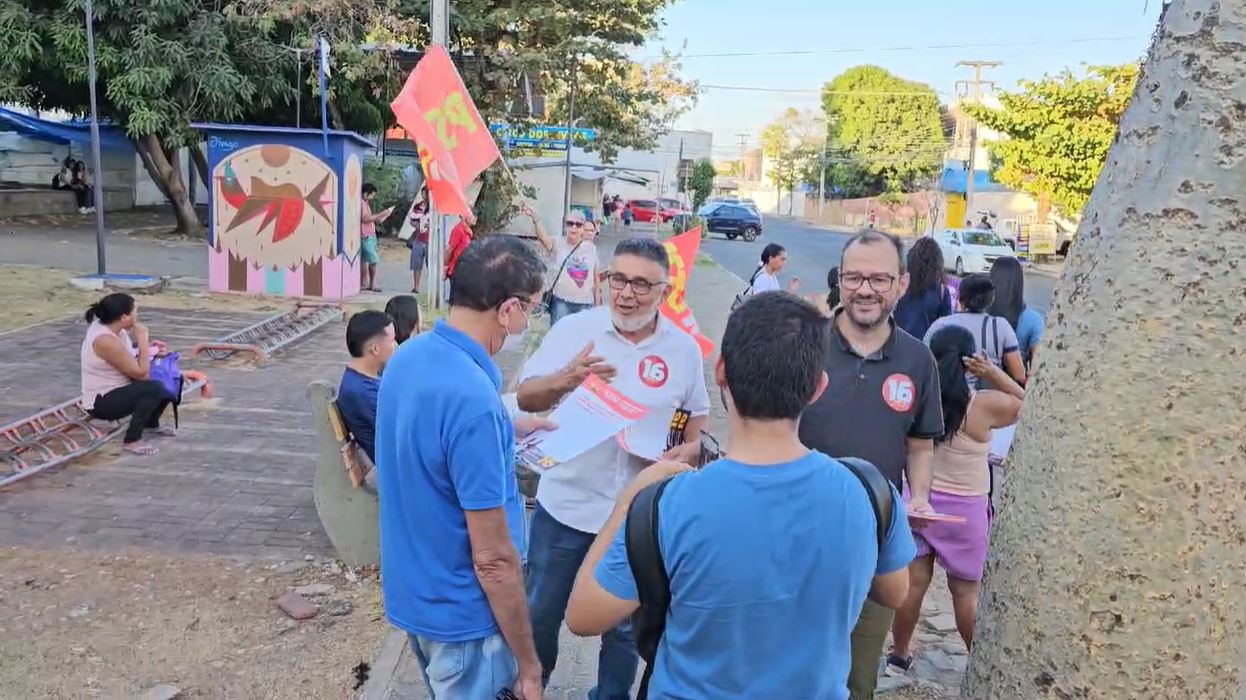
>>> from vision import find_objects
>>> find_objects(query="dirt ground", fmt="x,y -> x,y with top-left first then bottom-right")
0,546 -> 388,699
0,265 -> 292,335
0,265 -> 405,335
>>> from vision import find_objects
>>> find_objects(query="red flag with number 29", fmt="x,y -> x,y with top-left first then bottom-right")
390,45 -> 500,217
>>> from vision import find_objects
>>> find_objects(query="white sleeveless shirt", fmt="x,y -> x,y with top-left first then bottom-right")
81,322 -> 133,409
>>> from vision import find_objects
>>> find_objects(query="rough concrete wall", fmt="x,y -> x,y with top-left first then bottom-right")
964,1 -> 1246,697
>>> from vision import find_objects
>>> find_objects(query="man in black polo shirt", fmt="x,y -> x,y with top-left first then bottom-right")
799,229 -> 941,699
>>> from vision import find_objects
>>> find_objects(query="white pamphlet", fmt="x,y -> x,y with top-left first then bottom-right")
518,374 -> 648,471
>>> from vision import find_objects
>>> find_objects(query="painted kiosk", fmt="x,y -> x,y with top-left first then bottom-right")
197,123 -> 380,566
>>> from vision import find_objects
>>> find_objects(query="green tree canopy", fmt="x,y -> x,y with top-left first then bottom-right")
821,65 -> 946,193
0,0 -> 694,233
683,158 -> 715,209
963,63 -> 1139,216
761,107 -> 821,203
0,0 -> 297,232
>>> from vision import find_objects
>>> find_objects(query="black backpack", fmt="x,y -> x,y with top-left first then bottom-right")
624,457 -> 895,699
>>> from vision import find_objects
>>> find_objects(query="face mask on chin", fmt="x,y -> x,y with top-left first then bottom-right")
501,330 -> 526,353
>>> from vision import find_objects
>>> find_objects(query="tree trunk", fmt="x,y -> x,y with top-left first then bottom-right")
964,2 -> 1246,698
136,134 -> 202,236
190,144 -> 209,192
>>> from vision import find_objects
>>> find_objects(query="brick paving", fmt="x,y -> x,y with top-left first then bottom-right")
0,306 -> 348,560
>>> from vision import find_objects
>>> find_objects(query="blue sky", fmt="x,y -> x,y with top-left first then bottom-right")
643,0 -> 1164,157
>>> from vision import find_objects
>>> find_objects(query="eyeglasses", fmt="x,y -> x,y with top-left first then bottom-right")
839,272 -> 898,293
607,272 -> 665,295
564,220 -> 584,227
513,298 -> 548,317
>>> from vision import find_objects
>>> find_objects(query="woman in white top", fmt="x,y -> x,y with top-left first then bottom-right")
529,206 -> 602,325
748,243 -> 800,295
81,293 -> 173,455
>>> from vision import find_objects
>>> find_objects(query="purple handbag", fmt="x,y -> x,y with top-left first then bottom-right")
148,352 -> 185,426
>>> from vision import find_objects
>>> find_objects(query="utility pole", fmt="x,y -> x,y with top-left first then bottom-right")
956,60 -> 999,226
426,0 -> 450,309
676,137 -> 685,198
561,61 -> 577,222
816,117 -> 831,222
735,133 -> 749,179
84,0 -> 107,276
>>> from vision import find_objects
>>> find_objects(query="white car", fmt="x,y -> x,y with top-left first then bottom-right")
934,228 -> 1016,275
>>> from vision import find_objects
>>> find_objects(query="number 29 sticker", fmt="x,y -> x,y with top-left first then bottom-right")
638,355 -> 669,388
882,373 -> 915,412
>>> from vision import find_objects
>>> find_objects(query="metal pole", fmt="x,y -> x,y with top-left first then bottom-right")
561,61 -> 577,221
818,124 -> 828,222
295,50 -> 302,129
84,0 -> 107,276
956,61 -> 999,226
426,0 -> 450,310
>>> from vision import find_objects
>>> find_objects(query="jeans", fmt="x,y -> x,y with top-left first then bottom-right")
526,503 -> 638,699
549,297 -> 592,326
409,632 -> 517,699
88,380 -> 170,443
847,598 -> 895,699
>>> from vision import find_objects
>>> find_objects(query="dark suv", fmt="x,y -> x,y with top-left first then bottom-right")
704,203 -> 763,242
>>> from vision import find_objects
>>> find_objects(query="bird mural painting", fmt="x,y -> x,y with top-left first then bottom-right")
217,163 -> 334,243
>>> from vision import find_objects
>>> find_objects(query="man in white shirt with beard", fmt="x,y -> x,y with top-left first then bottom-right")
516,236 -> 711,697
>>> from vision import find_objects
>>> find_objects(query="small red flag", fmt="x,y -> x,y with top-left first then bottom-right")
390,45 -> 500,217
660,228 -> 715,357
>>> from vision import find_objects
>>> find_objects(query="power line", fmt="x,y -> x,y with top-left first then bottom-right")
649,35 -> 1146,59
699,85 -> 950,96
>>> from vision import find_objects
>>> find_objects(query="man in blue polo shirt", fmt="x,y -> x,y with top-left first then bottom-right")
375,236 -> 549,700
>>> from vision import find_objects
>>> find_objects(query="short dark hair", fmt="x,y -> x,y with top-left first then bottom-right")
722,293 -> 829,420
613,237 -> 670,274
760,243 -> 785,264
346,309 -> 392,357
841,229 -> 905,274
449,236 -> 547,311
958,274 -> 995,313
85,293 -> 135,324
362,183 -> 377,195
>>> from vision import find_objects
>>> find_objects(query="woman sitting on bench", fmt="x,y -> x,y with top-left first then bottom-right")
80,293 -> 173,455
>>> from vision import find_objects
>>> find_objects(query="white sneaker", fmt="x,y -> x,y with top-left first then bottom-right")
78,207 -> 88,214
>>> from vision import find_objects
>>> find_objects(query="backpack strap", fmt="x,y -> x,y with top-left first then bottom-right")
838,457 -> 894,550
625,478 -> 674,700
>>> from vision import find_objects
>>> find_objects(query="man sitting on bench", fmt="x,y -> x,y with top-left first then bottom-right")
338,310 -> 397,464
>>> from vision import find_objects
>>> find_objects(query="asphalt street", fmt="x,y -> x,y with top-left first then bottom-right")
700,216 -> 1058,316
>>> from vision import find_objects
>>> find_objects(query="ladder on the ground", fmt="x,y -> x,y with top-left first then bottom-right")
190,302 -> 344,364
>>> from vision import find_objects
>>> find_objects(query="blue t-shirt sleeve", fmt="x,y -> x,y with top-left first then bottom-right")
877,484 -> 917,575
594,522 -> 640,601
446,411 -> 510,511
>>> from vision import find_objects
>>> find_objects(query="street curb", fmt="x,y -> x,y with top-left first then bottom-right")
359,628 -> 409,700
1023,265 -> 1063,280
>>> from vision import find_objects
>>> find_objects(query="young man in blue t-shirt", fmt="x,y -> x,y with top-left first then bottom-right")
337,309 -> 396,463
565,292 -> 917,699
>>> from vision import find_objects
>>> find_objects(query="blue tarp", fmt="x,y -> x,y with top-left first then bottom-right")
941,167 -> 1007,194
0,107 -> 132,150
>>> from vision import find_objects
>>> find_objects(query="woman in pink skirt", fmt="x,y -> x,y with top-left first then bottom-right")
886,324 -> 1024,675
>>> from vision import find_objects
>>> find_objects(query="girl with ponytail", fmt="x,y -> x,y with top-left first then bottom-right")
885,324 -> 1024,676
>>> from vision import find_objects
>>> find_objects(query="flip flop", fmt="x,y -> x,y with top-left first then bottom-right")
123,442 -> 159,456
151,426 -> 177,438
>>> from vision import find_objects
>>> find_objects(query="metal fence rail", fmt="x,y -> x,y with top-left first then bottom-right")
0,377 -> 207,488
190,302 -> 344,364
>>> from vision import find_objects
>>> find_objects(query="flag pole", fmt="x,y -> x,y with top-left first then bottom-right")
426,0 -> 450,311
318,35 -> 330,156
